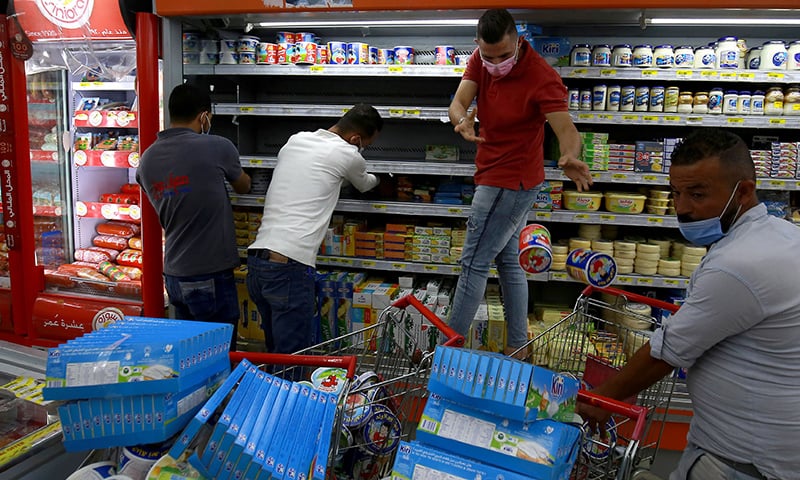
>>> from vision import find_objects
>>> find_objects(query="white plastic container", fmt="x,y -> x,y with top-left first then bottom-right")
607,85 -> 621,111
665,86 -> 680,113
568,89 -> 580,110
760,41 -> 788,70
653,45 -> 674,68
716,36 -> 739,69
632,44 -> 653,67
570,44 -> 591,66
751,90 -> 765,115
580,89 -> 592,110
620,86 -> 635,111
592,44 -> 612,67
788,41 -> 800,70
674,46 -> 694,68
612,44 -> 632,67
708,88 -> 724,115
746,47 -> 762,69
694,46 -> 716,69
635,86 -> 650,111
649,86 -> 665,112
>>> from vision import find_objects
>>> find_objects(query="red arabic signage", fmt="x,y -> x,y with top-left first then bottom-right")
13,0 -> 131,42
0,17 -> 19,250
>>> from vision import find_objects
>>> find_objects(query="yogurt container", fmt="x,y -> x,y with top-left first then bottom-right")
237,35 -> 260,53
219,38 -> 238,54
566,248 -> 617,288
200,39 -> 218,53
181,32 -> 200,53
369,46 -> 379,64
328,41 -> 347,64
394,46 -> 414,64
276,31 -> 296,44
200,52 -> 218,65
295,41 -> 318,64
238,51 -> 256,65
361,405 -> 401,455
378,48 -> 395,64
257,42 -> 278,64
435,45 -> 456,65
66,461 -> 116,480
348,42 -> 369,64
219,51 -> 239,65
182,52 -> 199,65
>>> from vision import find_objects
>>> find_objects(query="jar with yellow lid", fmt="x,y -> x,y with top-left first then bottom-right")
693,91 -> 709,114
783,87 -> 800,116
678,91 -> 693,113
765,86 -> 784,115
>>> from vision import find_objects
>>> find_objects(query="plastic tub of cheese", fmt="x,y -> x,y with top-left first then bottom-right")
604,192 -> 647,214
563,190 -> 603,211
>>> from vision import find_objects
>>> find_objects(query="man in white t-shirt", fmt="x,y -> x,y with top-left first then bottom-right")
247,104 -> 382,354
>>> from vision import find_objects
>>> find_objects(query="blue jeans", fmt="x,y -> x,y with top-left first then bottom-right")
246,255 -> 316,354
163,269 -> 240,344
448,184 -> 540,348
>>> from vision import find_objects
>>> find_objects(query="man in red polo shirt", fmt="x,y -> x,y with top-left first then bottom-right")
447,8 -> 592,356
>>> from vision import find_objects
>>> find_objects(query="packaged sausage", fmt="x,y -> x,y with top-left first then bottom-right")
116,249 -> 143,267
115,193 -> 139,205
76,268 -> 109,282
120,183 -> 140,194
44,270 -> 76,287
99,193 -> 119,204
116,265 -> 142,280
115,280 -> 142,297
98,261 -> 131,281
57,263 -> 93,276
74,247 -> 113,264
72,261 -> 100,269
127,237 -> 142,250
96,221 -> 140,238
93,234 -> 128,251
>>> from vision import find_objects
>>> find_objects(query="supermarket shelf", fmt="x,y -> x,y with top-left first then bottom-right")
73,81 -> 135,91
187,63 -> 466,77
569,111 -> 800,129
755,178 -> 800,190
529,209 -> 678,227
74,110 -> 138,128
74,201 -> 141,222
73,149 -> 140,168
558,66 -> 800,83
230,195 -> 265,207
312,255 -> 690,288
214,103 -> 449,121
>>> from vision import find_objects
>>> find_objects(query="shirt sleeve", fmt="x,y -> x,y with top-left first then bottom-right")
218,137 -> 243,182
344,152 -> 379,193
529,52 -> 568,114
649,267 -> 764,368
463,49 -> 482,84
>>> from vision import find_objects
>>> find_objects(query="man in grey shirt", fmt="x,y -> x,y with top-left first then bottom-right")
137,84 -> 250,340
580,129 -> 800,480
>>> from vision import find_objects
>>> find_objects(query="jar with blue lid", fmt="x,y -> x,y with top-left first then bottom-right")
716,36 -> 739,69
747,47 -> 763,69
612,44 -> 632,67
570,44 -> 591,67
632,44 -> 653,67
592,44 -> 612,67
694,46 -> 716,69
708,88 -> 724,114
760,41 -> 787,70
654,45 -> 674,68
674,46 -> 694,68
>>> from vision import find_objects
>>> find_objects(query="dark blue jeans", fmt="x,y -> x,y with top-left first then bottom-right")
246,255 -> 316,354
163,269 -> 240,345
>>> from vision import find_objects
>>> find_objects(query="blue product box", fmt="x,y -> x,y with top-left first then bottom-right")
391,441 -> 540,480
416,396 -> 581,480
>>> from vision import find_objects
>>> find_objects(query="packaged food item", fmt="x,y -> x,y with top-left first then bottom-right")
116,249 -> 144,267
93,234 -> 129,251
128,237 -> 142,250
75,247 -> 115,263
116,265 -> 143,280
98,261 -> 131,281
96,221 -> 139,238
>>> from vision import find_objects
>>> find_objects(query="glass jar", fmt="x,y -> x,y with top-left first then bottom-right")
716,36 -> 739,69
678,91 -> 694,114
612,44 -> 632,67
653,44 -> 674,68
765,87 -> 784,115
632,44 -> 653,68
737,90 -> 751,114
694,46 -> 716,69
693,92 -> 709,114
751,90 -> 765,115
746,47 -> 762,69
708,88 -> 724,114
674,45 -> 694,68
783,87 -> 800,116
760,41 -> 788,70
592,44 -> 612,67
570,44 -> 591,66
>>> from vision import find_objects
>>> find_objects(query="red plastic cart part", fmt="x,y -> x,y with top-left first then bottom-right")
391,294 -> 465,347
228,351 -> 358,380
578,389 -> 649,441
581,285 -> 681,313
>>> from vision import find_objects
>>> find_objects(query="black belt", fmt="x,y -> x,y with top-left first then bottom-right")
708,452 -> 767,480
248,249 -> 294,264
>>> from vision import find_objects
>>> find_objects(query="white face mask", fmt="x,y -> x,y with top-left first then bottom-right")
200,112 -> 211,135
481,40 -> 519,78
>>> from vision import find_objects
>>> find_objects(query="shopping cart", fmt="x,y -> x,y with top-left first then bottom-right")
513,285 -> 681,480
236,294 -> 464,480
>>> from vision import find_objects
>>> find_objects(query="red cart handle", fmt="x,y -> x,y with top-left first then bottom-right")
577,389 -> 649,441
391,294 -> 465,347
228,352 -> 358,380
581,285 -> 681,313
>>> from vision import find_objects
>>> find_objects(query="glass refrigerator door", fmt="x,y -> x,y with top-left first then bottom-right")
28,69 -> 72,272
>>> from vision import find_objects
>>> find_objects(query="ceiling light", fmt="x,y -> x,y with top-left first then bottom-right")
649,17 -> 800,25
256,19 -> 478,28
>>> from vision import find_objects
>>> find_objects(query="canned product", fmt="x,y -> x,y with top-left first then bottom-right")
348,42 -> 369,64
377,48 -> 394,64
257,42 -> 278,64
276,31 -> 295,44
182,32 -> 200,53
328,41 -> 347,64
294,42 -> 318,64
296,32 -> 316,43
317,44 -> 328,64
566,248 -> 617,288
369,46 -> 379,64
394,46 -> 414,64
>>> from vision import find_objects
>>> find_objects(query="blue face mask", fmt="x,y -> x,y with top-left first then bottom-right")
678,181 -> 741,246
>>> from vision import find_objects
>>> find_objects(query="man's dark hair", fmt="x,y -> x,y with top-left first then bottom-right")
671,128 -> 755,183
168,84 -> 212,123
336,104 -> 383,138
477,9 -> 517,44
